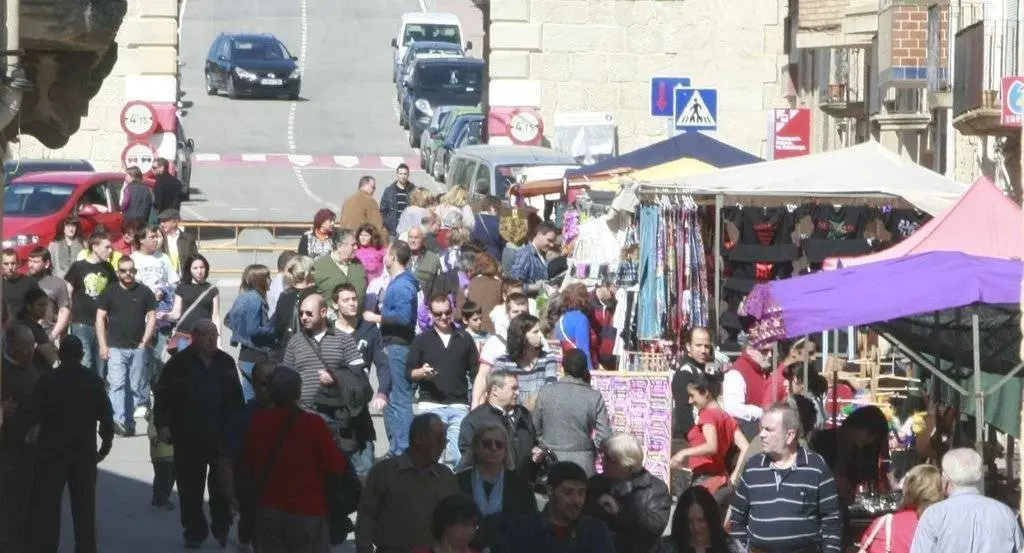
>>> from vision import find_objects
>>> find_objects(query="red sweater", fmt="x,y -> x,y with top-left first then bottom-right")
243,407 -> 347,516
728,354 -> 770,408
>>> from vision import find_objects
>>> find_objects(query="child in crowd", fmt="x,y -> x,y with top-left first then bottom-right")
461,301 -> 491,352
147,409 -> 175,510
353,223 -> 387,280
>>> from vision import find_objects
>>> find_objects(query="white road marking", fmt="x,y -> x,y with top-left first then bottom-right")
287,154 -> 313,166
178,0 -> 189,44
418,0 -> 428,13
333,155 -> 360,167
194,153 -> 221,162
380,156 -> 405,169
293,166 -> 339,211
230,207 -> 259,211
241,153 -> 267,162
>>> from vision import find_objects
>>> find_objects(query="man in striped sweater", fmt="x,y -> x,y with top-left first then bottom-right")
730,402 -> 841,553
282,294 -> 371,449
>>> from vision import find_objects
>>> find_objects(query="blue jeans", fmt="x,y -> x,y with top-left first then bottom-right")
238,361 -> 256,401
106,347 -> 150,430
384,344 -> 413,457
70,323 -> 104,378
422,404 -> 469,467
347,441 -> 375,477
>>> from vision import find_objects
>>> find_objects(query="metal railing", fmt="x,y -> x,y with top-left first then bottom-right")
184,220 -> 310,274
818,47 -> 868,104
952,4 -> 1022,117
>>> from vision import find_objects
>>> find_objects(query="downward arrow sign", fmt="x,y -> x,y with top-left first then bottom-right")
656,82 -> 668,112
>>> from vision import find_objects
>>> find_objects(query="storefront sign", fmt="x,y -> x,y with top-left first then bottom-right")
768,108 -> 811,160
1001,76 -> 1024,127
591,372 -> 672,487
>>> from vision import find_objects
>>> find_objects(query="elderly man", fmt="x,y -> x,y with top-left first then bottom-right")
457,369 -> 537,477
313,229 -> 367,308
910,447 -> 1023,553
154,320 -> 244,549
730,402 -> 841,553
723,344 -> 773,442
356,413 -> 459,553
405,225 -> 441,290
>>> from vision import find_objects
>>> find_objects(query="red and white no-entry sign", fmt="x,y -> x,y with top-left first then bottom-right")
122,141 -> 156,170
507,110 -> 542,145
120,101 -> 158,137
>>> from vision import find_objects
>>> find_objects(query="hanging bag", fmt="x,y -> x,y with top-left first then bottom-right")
856,513 -> 893,553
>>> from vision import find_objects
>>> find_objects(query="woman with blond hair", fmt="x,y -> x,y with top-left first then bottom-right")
272,255 -> 317,348
396,188 -> 434,237
436,185 -> 475,230
857,463 -> 944,553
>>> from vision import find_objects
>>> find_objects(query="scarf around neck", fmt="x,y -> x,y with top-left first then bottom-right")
471,468 -> 504,516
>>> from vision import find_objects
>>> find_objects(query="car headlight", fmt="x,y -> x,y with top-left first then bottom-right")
1,234 -> 40,248
234,67 -> 258,80
414,99 -> 433,117
289,68 -> 301,80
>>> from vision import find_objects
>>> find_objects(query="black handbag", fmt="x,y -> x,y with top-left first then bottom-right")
532,448 -> 559,494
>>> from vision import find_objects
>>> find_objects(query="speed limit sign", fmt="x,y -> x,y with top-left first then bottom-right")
120,101 -> 157,137
122,141 -> 156,170
507,110 -> 542,145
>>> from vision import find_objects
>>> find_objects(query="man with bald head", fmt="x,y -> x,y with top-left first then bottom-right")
154,319 -> 244,548
283,293 -> 368,450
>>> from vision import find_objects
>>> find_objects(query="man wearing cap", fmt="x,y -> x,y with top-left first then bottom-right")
159,209 -> 199,281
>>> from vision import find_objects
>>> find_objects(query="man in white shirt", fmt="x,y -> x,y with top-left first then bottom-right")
722,345 -> 773,451
132,225 -> 179,416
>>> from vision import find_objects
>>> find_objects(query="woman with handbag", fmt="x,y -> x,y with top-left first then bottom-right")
243,366 -> 348,553
856,464 -> 943,553
162,254 -> 219,354
456,424 -> 537,552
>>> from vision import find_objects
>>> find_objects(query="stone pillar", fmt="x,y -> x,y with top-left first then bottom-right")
15,0 -> 179,170
872,112 -> 931,161
487,0 -> 543,145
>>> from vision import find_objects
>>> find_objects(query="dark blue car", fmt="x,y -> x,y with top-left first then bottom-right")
400,57 -> 484,148
433,115 -> 483,181
204,32 -> 301,100
395,41 -> 464,105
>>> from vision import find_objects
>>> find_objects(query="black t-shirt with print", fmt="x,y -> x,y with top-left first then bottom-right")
885,209 -> 930,242
3,275 -> 40,318
175,282 -> 219,332
65,259 -> 117,325
96,282 -> 157,348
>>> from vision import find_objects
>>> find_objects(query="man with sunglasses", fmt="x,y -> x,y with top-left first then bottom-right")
407,294 -> 479,467
95,256 -> 157,436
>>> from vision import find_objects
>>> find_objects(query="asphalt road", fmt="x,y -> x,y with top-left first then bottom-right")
54,0 -> 483,550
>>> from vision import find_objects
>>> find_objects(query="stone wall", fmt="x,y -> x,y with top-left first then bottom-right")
489,0 -> 789,157
798,0 -> 847,32
12,0 -> 178,170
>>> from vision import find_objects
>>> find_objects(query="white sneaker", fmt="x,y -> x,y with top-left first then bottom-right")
134,406 -> 149,419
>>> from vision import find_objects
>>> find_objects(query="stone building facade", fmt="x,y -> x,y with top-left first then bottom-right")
13,0 -> 179,171
488,0 -> 790,157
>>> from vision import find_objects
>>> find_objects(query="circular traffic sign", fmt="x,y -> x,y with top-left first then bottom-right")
507,110 -> 542,145
122,141 -> 156,170
120,101 -> 157,137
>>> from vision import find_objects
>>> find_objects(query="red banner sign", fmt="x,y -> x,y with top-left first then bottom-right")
768,108 -> 811,160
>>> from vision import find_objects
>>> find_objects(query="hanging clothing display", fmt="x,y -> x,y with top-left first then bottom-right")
799,203 -> 874,267
637,198 -> 709,341
884,208 -> 930,242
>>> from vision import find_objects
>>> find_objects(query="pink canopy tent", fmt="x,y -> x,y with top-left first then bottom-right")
825,177 -> 1023,269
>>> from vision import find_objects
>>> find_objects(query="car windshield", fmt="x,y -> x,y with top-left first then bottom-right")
403,24 -> 461,46
4,183 -> 75,216
408,45 -> 460,64
458,121 -> 482,147
231,39 -> 290,61
417,66 -> 481,89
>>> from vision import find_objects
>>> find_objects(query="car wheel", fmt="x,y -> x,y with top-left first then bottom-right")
227,77 -> 238,99
409,129 -> 419,148
419,149 -> 427,170
205,72 -> 217,95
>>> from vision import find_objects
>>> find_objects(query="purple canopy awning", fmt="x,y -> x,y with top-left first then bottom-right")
740,251 -> 1024,347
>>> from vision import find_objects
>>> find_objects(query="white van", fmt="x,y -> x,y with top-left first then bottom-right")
390,13 -> 469,82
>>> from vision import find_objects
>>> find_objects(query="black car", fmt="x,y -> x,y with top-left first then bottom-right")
3,159 -> 94,182
401,57 -> 484,148
204,32 -> 301,100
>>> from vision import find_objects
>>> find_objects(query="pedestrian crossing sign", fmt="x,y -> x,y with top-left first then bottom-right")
674,88 -> 718,132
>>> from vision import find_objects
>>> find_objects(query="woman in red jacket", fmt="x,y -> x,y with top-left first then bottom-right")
670,373 -> 749,512
242,367 -> 348,553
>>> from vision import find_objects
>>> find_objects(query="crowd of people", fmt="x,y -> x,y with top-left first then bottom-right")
2,164 -> 1023,553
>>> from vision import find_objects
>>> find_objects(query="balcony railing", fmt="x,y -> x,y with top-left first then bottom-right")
818,47 -> 869,117
952,14 -> 1021,117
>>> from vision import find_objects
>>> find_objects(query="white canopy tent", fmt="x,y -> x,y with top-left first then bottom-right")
640,140 -> 967,215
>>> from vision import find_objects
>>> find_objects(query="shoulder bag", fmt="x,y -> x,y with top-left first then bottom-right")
241,407 -> 301,507
167,284 -> 219,353
856,512 -> 893,553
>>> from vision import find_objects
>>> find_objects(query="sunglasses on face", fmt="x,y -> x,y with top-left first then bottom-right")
481,439 -> 506,450
299,310 -> 316,317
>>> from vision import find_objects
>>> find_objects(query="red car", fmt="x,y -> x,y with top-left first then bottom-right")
3,171 -> 128,259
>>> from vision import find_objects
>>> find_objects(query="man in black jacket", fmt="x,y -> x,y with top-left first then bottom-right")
456,369 -> 538,478
154,319 -> 244,549
379,164 -> 415,238
27,335 -> 114,553
158,209 -> 199,281
152,158 -> 184,213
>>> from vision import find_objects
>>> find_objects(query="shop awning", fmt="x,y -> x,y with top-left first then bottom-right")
740,251 -> 1023,347
564,132 -> 762,179
827,177 -> 1023,268
646,140 -> 967,215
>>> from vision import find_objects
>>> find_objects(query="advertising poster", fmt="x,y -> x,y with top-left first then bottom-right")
591,372 -> 672,485
767,107 -> 811,160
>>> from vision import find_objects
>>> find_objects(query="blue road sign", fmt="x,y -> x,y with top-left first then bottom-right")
650,77 -> 692,117
674,88 -> 718,132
